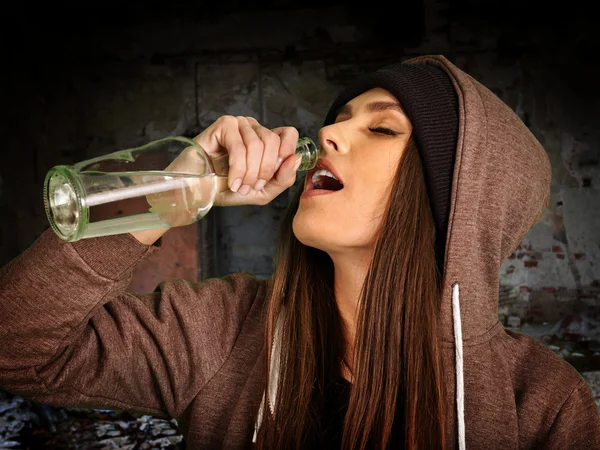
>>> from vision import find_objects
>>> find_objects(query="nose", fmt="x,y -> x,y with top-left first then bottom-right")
318,123 -> 349,155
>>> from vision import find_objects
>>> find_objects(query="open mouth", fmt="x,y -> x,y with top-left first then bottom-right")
311,169 -> 344,191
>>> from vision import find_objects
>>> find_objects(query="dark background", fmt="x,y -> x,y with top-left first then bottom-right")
1,1 -> 599,448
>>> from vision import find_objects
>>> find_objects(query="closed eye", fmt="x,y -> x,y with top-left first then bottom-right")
369,127 -> 400,136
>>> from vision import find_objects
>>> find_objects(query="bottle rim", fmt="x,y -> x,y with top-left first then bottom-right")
44,165 -> 88,242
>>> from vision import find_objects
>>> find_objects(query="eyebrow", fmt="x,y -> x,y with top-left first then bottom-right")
337,101 -> 406,116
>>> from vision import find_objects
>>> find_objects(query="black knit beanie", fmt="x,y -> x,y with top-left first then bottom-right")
322,61 -> 459,278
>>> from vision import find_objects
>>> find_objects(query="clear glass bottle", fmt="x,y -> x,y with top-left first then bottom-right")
44,136 -> 319,242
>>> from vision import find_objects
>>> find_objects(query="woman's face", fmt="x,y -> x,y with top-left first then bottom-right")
293,88 -> 413,255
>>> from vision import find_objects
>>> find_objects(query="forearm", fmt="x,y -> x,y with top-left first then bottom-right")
130,227 -> 170,245
0,228 -> 159,370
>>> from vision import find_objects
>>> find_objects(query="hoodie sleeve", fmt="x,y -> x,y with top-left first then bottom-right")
543,378 -> 600,449
0,228 -> 263,419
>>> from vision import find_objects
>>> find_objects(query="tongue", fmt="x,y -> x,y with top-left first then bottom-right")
318,176 -> 343,191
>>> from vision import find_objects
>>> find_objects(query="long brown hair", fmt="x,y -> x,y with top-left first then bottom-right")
256,136 -> 447,449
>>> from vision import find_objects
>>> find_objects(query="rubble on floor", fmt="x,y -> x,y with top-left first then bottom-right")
0,396 -> 184,449
511,312 -> 600,373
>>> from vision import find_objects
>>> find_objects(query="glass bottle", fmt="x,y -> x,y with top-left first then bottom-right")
44,136 -> 319,242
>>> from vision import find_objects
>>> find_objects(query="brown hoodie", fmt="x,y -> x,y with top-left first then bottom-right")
0,55 -> 599,449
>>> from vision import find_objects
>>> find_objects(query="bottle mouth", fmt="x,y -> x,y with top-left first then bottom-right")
296,137 -> 320,171
44,167 -> 86,241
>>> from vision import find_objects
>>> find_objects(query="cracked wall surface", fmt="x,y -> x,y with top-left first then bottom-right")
0,0 -> 598,348
0,1 -> 599,447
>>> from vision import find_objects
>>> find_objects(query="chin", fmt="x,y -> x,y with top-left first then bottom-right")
293,210 -> 380,258
293,210 -> 343,253
292,212 -> 349,254
292,212 -> 322,250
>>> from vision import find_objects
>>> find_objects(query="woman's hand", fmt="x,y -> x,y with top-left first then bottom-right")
137,116 -> 302,244
193,115 -> 301,207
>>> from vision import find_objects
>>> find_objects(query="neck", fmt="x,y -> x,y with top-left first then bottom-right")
330,249 -> 372,374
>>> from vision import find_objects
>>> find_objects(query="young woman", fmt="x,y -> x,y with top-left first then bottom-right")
0,55 -> 598,450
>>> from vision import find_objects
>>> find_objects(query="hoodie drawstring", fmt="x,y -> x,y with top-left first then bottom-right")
452,282 -> 466,450
253,286 -> 467,448
252,307 -> 284,443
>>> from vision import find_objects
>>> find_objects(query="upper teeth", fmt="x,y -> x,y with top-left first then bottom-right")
312,169 -> 339,185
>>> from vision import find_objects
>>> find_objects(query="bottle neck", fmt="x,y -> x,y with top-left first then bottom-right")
295,137 -> 320,171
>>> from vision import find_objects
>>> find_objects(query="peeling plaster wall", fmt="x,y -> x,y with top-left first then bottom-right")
1,2 -> 598,329
1,2 -> 600,447
449,51 -> 600,330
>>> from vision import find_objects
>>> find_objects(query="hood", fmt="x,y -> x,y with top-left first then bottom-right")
253,54 -> 552,446
417,55 -> 551,344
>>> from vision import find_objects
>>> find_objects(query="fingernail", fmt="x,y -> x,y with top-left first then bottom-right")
231,178 -> 242,192
293,155 -> 302,171
239,184 -> 251,196
254,179 -> 266,191
275,158 -> 283,171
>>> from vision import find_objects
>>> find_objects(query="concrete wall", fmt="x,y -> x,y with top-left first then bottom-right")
1,2 -> 598,337
1,2 -> 600,446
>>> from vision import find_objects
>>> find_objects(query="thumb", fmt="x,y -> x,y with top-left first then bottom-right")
262,153 -> 302,198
